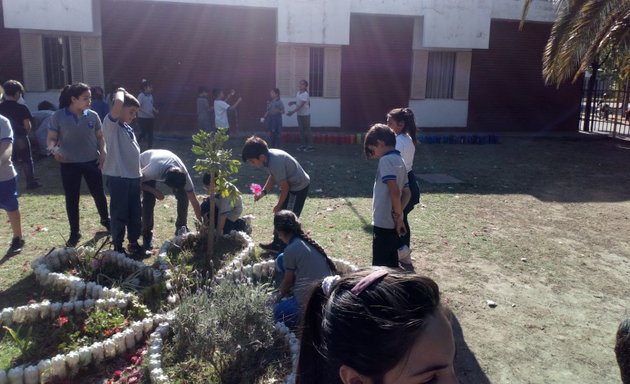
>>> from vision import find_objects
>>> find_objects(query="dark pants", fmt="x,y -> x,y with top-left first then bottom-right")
372,226 -> 401,267
272,185 -> 309,249
11,136 -> 35,184
267,117 -> 281,148
60,161 -> 109,235
137,118 -> 154,149
402,171 -> 420,247
106,176 -> 141,248
297,115 -> 312,147
142,180 -> 189,239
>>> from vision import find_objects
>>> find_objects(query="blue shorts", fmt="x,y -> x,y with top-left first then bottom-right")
0,177 -> 19,212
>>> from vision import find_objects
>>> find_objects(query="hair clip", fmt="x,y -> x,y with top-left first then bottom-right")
351,269 -> 389,295
322,275 -> 341,296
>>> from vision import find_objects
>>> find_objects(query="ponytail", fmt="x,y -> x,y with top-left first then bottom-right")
58,84 -> 72,109
388,107 -> 418,144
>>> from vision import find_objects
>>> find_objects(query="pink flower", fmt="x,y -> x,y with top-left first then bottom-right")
249,183 -> 262,195
57,316 -> 69,327
113,370 -> 122,380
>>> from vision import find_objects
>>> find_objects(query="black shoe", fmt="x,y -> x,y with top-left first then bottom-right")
100,219 -> 111,232
142,236 -> 154,251
127,243 -> 150,259
66,232 -> 82,248
259,241 -> 281,254
26,181 -> 42,190
7,237 -> 25,254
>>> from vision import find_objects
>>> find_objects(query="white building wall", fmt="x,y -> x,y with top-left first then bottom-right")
2,0 -> 96,33
409,100 -> 469,127
282,97 -> 341,128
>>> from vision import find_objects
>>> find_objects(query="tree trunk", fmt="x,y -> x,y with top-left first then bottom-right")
207,173 -> 216,263
583,61 -> 599,132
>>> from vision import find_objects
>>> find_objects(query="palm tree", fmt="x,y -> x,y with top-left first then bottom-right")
521,0 -> 630,131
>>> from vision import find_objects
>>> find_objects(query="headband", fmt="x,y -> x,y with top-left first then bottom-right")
351,269 -> 389,296
322,275 -> 341,296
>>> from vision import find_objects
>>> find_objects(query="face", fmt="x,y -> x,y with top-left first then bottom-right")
381,311 -> 457,384
269,90 -> 276,98
366,140 -> 388,159
298,81 -> 307,92
121,106 -> 138,124
246,155 -> 265,169
387,116 -> 404,134
71,90 -> 92,112
144,85 -> 153,94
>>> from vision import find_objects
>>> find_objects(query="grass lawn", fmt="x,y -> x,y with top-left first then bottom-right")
1,134 -> 629,383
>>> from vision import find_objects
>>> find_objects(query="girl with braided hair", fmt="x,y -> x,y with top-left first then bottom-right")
273,209 -> 336,327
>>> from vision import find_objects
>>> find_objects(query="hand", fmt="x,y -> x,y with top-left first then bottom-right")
286,111 -> 293,116
272,204 -> 281,214
154,190 -> 165,200
288,101 -> 296,106
97,152 -> 106,170
53,152 -> 64,162
254,193 -> 263,202
229,89 -> 236,96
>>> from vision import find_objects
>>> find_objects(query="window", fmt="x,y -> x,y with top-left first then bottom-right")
43,36 -> 72,89
426,52 -> 455,99
309,47 -> 325,97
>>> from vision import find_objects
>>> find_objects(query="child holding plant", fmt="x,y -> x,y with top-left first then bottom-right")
200,173 -> 248,236
273,210 -> 336,328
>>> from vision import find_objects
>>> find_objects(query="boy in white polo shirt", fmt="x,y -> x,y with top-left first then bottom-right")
102,88 -> 144,257
364,124 -> 410,267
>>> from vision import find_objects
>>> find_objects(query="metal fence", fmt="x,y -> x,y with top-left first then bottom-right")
579,78 -> 630,138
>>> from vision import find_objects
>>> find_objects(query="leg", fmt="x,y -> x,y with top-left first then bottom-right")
174,187 -> 189,234
372,226 -> 399,267
401,211 -> 411,247
106,176 -> 128,250
297,115 -> 307,147
81,161 -> 110,225
13,137 -> 37,186
146,119 -> 155,149
7,209 -> 22,238
136,119 -> 146,143
273,296 -> 299,328
282,185 -> 309,217
141,180 -> 156,244
126,178 -> 142,245
0,177 -> 21,238
303,115 -> 313,147
60,162 -> 83,236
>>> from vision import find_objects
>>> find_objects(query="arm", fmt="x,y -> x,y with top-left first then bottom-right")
23,119 -> 32,134
274,179 -> 290,213
401,185 -> 411,212
386,180 -> 406,236
217,214 -> 228,237
278,270 -> 296,299
287,101 -> 306,116
95,128 -> 106,169
141,183 -> 164,200
110,89 -> 126,120
229,97 -> 243,110
0,142 -> 11,167
187,191 -> 202,222
254,174 -> 276,202
47,129 -> 64,161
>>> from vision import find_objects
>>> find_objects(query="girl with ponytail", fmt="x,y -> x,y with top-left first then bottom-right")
298,268 -> 457,384
273,210 -> 336,327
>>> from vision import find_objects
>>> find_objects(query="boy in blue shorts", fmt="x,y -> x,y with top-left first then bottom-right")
101,88 -> 145,257
364,124 -> 410,267
242,136 -> 310,253
0,85 -> 24,255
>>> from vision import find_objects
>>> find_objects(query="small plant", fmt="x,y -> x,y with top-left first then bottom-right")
2,325 -> 33,358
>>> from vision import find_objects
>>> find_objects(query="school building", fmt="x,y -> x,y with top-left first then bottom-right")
0,0 -> 582,134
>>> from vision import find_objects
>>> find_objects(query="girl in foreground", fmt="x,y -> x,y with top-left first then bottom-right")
298,269 -> 457,384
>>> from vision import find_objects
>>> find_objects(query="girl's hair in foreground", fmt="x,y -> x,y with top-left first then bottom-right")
364,123 -> 396,158
388,107 -> 418,145
273,210 -> 337,274
297,269 -> 441,384
59,82 -> 90,109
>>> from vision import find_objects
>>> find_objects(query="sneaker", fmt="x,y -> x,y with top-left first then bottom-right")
7,237 -> 25,254
296,145 -> 305,152
142,235 -> 154,251
303,146 -> 315,152
259,241 -> 281,254
66,232 -> 82,248
100,218 -> 111,232
127,243 -> 150,259
397,245 -> 412,264
26,181 -> 42,190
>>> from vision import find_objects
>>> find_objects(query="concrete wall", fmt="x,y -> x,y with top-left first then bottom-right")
2,0 -> 97,33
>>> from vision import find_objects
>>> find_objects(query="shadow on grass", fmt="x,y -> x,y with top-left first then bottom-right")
450,313 -> 491,384
0,274 -> 40,309
342,199 -> 372,234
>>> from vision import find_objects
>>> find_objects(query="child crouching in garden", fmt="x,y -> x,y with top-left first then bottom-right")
273,210 -> 336,328
200,173 -> 249,236
298,269 -> 457,384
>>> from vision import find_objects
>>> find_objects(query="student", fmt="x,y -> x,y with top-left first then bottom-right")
241,136 -> 310,253
140,149 -> 202,248
213,88 -> 242,130
0,80 -> 40,190
196,86 -> 213,132
273,210 -> 335,328
137,79 -> 158,149
200,173 -> 247,236
0,85 -> 25,255
47,83 -> 111,247
286,79 -> 312,152
261,88 -> 284,148
298,269 -> 457,384
90,86 -> 110,121
102,87 -> 144,256
31,100 -> 56,157
364,124 -> 410,267
387,108 -> 420,261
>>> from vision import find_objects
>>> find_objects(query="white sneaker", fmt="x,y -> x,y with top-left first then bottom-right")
397,245 -> 412,264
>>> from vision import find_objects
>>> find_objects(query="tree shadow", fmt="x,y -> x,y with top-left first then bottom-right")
0,274 -> 40,309
449,311 -> 491,384
342,199 -> 372,234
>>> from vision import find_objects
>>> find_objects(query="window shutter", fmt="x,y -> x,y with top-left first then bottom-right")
453,51 -> 472,100
69,36 -> 83,83
410,50 -> 428,100
20,32 -> 46,92
323,46 -> 341,98
293,46 -> 310,89
81,37 -> 104,87
276,45 -> 292,96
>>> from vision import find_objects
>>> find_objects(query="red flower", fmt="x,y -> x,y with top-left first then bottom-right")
113,370 -> 122,380
57,316 -> 69,327
114,327 -> 121,334
104,329 -> 113,337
